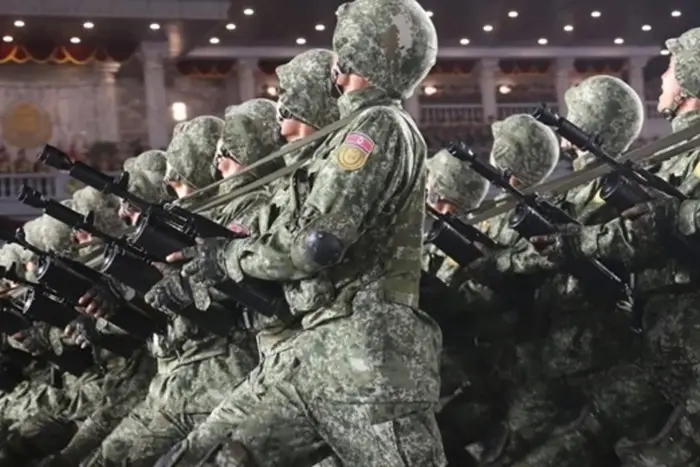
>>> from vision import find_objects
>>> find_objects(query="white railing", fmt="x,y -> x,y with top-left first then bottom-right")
420,104 -> 483,126
497,103 -> 557,119
0,171 -> 72,218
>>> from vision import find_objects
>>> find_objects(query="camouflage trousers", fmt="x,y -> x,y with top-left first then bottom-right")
0,351 -> 156,466
0,366 -> 107,466
0,375 -> 67,425
84,345 -> 255,467
502,365 -> 670,467
154,288 -> 445,467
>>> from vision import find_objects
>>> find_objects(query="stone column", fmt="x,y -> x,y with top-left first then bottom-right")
236,58 -> 258,103
404,94 -> 421,123
627,56 -> 649,102
141,42 -> 170,149
94,61 -> 120,142
479,58 -> 498,121
555,58 -> 574,115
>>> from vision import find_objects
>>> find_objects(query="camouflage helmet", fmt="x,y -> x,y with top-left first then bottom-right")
564,75 -> 644,155
332,0 -> 438,99
490,114 -> 559,187
219,99 -> 285,178
23,210 -> 74,253
123,150 -> 167,174
0,243 -> 31,274
426,149 -> 489,210
71,187 -> 124,233
164,116 -> 223,189
276,49 -> 341,129
224,105 -> 239,119
666,27 -> 700,99
127,170 -> 173,204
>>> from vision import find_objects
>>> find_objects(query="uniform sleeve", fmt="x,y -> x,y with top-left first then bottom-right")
223,109 -> 403,282
576,217 -> 666,270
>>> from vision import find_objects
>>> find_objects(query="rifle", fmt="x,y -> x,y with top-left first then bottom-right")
0,223 -> 164,341
533,104 -> 700,262
424,204 -> 496,267
0,298 -> 93,376
37,148 -> 291,323
446,142 -> 630,303
19,188 -> 287,332
38,145 -> 242,260
0,266 -> 141,358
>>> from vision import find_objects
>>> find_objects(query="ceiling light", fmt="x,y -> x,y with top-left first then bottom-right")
209,37 -> 219,44
426,11 -> 433,18
13,20 -> 24,28
508,11 -> 518,18
660,49 -> 670,55
538,37 -> 548,45
266,86 -> 277,96
671,10 -> 681,17
563,24 -> 574,32
83,21 -> 94,29
2,36 -> 12,43
423,85 -> 437,96
498,85 -> 512,94
641,24 -> 651,31
614,37 -> 624,44
70,37 -> 81,44
483,24 -> 493,32
459,38 -> 470,45
296,37 -> 306,45
243,8 -> 254,15
149,23 -> 160,30
171,102 -> 187,122
591,11 -> 601,18
315,24 -> 325,31
226,23 -> 236,30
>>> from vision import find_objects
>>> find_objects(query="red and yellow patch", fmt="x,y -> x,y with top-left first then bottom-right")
335,132 -> 374,171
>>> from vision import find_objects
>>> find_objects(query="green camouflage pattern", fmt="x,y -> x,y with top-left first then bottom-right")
276,49 -> 340,129
490,114 -> 560,187
126,169 -> 173,205
164,116 -> 223,189
666,26 -> 700,98
23,212 -> 74,253
332,0 -> 438,99
564,75 -> 644,156
219,98 -> 285,179
123,149 -> 167,174
71,187 -> 124,234
426,148 -> 489,210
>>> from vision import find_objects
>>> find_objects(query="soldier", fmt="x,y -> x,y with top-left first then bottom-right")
530,27 -> 700,466
495,76 -> 672,467
118,149 -> 172,226
83,115 -> 259,466
152,0 -> 443,464
2,189 -> 157,466
423,148 -> 489,282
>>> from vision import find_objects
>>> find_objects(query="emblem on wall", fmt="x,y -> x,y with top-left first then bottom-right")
2,102 -> 53,149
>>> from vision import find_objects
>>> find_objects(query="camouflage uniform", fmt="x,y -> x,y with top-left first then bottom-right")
153,2 -> 444,465
86,116 -> 258,466
542,29 -> 700,466
505,76 -> 673,467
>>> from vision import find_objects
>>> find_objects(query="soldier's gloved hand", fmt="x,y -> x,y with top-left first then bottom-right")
529,223 -> 583,264
78,285 -> 118,319
62,315 -> 98,349
144,269 -> 194,314
621,197 -> 681,237
167,237 -> 232,311
9,327 -> 50,356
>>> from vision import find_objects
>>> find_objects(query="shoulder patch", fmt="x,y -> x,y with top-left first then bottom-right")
345,132 -> 375,153
336,145 -> 369,171
228,223 -> 249,236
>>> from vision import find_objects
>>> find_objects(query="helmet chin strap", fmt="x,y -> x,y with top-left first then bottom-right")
661,91 -> 689,121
